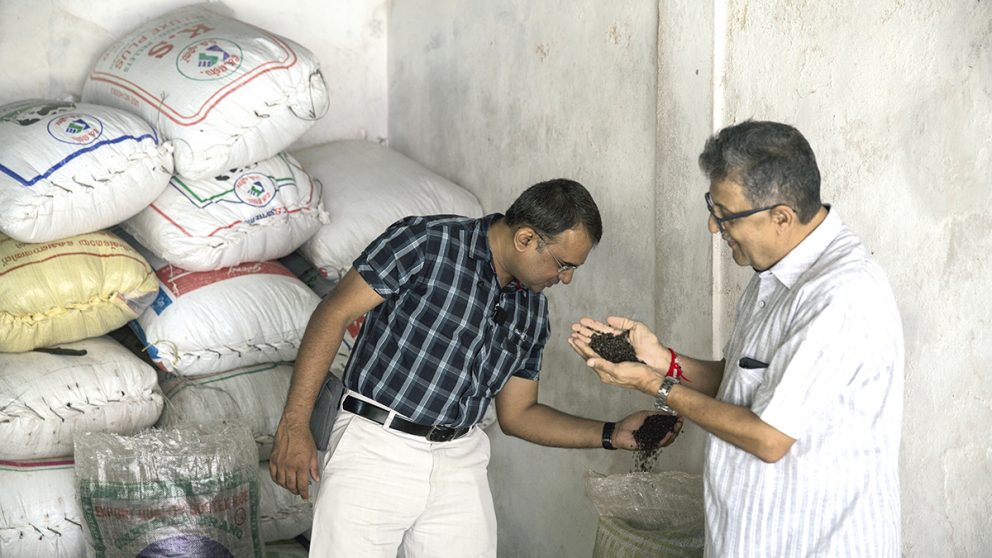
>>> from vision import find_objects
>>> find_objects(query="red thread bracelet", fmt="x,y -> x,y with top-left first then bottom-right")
666,348 -> 688,381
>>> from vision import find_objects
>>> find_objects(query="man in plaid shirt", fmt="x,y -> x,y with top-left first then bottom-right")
271,179 -> 673,557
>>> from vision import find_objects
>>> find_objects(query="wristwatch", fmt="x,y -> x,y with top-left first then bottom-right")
601,422 -> 617,450
654,375 -> 679,415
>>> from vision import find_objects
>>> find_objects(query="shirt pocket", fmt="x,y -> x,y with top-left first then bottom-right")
722,363 -> 767,407
478,324 -> 536,389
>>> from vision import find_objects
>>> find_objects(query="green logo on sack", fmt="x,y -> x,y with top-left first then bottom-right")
47,113 -> 103,145
234,172 -> 276,207
177,38 -> 243,81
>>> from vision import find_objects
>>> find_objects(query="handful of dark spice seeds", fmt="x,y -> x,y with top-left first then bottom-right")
588,329 -> 680,471
588,330 -> 641,363
632,414 -> 680,472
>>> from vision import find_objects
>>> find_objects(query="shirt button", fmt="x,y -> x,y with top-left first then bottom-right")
758,300 -> 766,308
477,280 -> 485,288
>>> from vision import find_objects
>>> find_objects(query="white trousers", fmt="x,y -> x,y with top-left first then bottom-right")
309,399 -> 497,557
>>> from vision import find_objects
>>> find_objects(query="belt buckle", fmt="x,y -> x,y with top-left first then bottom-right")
426,425 -> 459,442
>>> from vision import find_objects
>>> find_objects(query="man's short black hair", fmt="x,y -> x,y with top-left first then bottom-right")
504,178 -> 602,245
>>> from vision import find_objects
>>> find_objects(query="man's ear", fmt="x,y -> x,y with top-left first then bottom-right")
771,206 -> 794,231
513,226 -> 537,252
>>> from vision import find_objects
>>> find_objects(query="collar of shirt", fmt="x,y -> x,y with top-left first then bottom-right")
763,205 -> 842,289
474,212 -> 527,292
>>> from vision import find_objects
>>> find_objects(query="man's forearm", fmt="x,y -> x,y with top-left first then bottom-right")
281,299 -> 347,423
666,384 -> 794,462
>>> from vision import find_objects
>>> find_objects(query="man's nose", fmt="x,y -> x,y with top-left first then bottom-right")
707,214 -> 720,234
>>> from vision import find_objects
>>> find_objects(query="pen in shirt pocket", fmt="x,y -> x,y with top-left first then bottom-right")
738,357 -> 769,369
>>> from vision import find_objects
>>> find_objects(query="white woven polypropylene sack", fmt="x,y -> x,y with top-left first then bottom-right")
257,462 -> 312,542
81,5 -> 328,180
156,363 -> 292,460
0,458 -> 86,558
121,152 -> 327,271
0,230 -> 159,353
130,261 -> 320,376
293,141 -> 484,281
0,99 -> 173,243
0,337 -> 163,460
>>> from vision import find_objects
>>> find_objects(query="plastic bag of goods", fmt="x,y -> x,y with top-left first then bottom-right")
293,140 -> 484,281
0,99 -> 173,244
257,462 -> 312,542
81,5 -> 329,180
0,337 -> 162,460
121,152 -> 328,272
129,260 -> 320,376
585,471 -> 704,530
0,457 -> 86,558
0,230 -> 158,353
74,423 -> 263,557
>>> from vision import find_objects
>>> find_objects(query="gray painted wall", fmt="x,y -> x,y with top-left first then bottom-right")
391,1 -> 992,557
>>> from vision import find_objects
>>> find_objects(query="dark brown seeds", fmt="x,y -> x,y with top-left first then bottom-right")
588,330 -> 640,363
632,414 -> 679,472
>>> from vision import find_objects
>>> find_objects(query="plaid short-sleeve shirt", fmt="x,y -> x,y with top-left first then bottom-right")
345,213 -> 550,429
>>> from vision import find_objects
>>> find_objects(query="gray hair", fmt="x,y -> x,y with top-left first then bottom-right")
698,120 -> 821,223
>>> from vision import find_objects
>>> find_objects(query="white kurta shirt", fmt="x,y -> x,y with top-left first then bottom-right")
704,209 -> 904,557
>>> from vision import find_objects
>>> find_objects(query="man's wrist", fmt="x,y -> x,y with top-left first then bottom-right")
654,375 -> 680,415
601,422 -> 617,450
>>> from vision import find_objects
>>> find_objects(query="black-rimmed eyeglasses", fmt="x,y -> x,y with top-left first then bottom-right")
704,192 -> 780,233
535,232 -> 578,274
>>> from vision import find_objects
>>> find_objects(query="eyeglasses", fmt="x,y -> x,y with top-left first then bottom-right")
704,192 -> 780,233
535,232 -> 578,274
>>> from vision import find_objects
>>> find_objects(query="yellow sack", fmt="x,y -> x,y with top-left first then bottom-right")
0,230 -> 158,352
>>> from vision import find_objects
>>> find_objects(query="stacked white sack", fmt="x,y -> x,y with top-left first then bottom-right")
156,317 -> 360,460
81,5 -> 328,180
293,140 -> 484,282
130,260 -> 320,376
0,337 -> 163,460
0,100 -> 173,243
0,230 -> 158,353
257,462 -> 314,543
0,458 -> 85,558
122,152 -> 328,271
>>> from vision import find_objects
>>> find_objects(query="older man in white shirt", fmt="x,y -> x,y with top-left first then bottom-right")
570,120 -> 903,557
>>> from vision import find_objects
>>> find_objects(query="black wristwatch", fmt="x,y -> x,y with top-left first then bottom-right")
601,421 -> 617,450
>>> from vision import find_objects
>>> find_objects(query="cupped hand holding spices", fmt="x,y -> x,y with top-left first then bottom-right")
570,316 -> 670,371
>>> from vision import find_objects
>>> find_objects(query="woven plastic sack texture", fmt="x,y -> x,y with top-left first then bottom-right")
0,336 -> 163,460
0,99 -> 173,243
156,363 -> 293,461
81,5 -> 328,180
129,260 -> 320,376
0,457 -> 86,558
257,462 -> 312,543
293,140 -> 483,281
585,471 -> 704,530
122,152 -> 327,272
0,230 -> 158,352
74,423 -> 263,557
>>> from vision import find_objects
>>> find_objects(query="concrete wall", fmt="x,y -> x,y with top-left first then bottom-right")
392,0 -> 992,556
389,2 -> 660,556
0,0 -> 387,147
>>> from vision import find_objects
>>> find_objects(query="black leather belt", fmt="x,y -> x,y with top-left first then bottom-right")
342,395 -> 472,442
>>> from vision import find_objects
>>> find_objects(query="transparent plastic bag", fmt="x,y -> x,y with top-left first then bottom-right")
74,423 -> 263,557
585,470 -> 704,530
